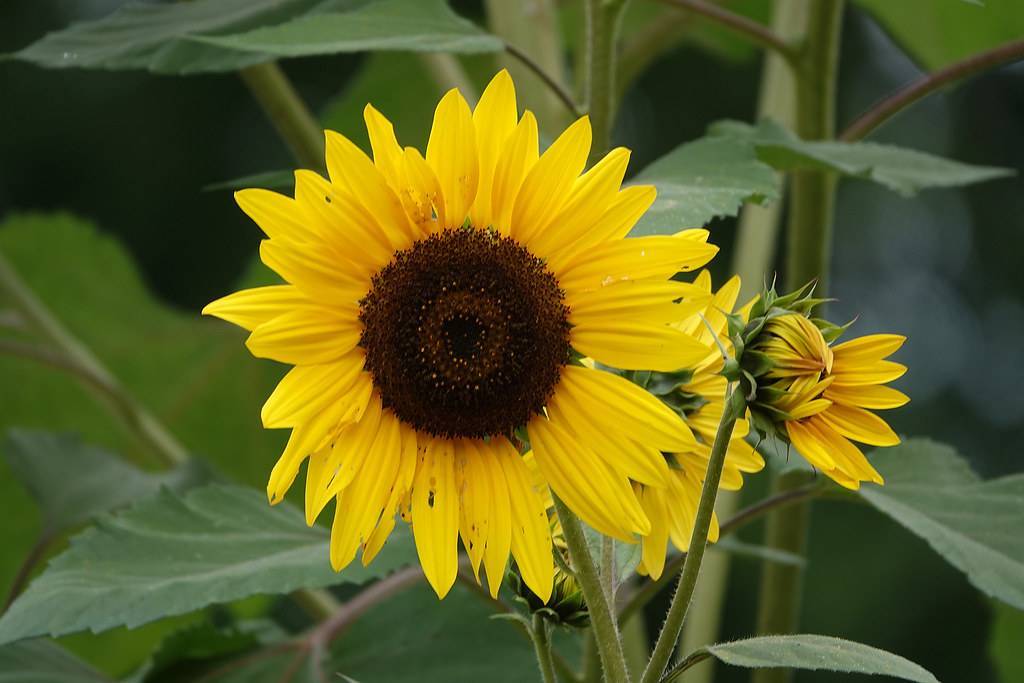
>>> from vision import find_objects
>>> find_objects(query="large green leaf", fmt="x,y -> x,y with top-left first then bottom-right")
198,0 -> 502,58
675,635 -> 938,682
0,484 -> 415,643
3,429 -> 203,537
859,439 -> 1024,609
11,0 -> 333,75
854,0 -> 1024,70
0,640 -> 112,683
629,137 -> 779,236
711,119 -> 1014,196
160,583 -> 535,683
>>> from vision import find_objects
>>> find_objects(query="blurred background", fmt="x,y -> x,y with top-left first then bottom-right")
1,0 -> 1021,681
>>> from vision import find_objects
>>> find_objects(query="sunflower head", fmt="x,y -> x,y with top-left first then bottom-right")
203,70 -> 721,600
736,283 -> 909,489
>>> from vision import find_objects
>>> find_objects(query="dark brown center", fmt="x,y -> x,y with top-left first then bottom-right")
358,228 -> 571,439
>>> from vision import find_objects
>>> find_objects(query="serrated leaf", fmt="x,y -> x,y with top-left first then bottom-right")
12,0 -> 336,75
629,137 -> 778,236
680,634 -> 938,682
711,119 -> 1013,196
0,639 -> 111,683
195,0 -> 503,59
0,484 -> 415,643
859,439 -> 1024,609
2,429 -> 204,536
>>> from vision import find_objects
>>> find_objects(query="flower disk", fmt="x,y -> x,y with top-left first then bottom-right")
358,228 -> 571,439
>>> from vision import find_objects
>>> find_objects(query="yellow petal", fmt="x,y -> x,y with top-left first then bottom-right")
399,146 -> 446,232
832,334 -> 906,363
312,394 -> 384,519
554,234 -> 719,293
412,438 -> 460,598
235,188 -> 319,244
325,130 -> 417,249
293,169 -> 394,270
546,391 -> 670,488
363,103 -> 405,191
471,69 -> 518,229
510,116 -> 591,245
202,285 -> 307,332
568,280 -> 710,327
481,441 -> 514,598
495,440 -> 553,602
267,398 -> 352,504
262,353 -> 366,428
571,321 -> 710,372
329,410 -> 402,571
830,360 -> 907,387
559,365 -> 697,451
491,111 -> 539,234
259,239 -> 367,304
551,185 -> 657,271
638,486 -> 669,580
529,415 -> 649,541
456,440 -> 490,578
817,403 -> 901,447
824,383 -> 910,410
245,307 -> 361,365
426,89 -> 479,228
527,147 -> 631,257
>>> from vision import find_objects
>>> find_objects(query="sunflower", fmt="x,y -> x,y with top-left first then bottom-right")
204,71 -> 719,600
634,272 -> 764,580
749,310 -> 908,488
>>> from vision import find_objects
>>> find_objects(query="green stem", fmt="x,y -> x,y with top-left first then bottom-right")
418,53 -> 479,103
532,613 -> 559,683
554,495 -> 632,683
238,62 -> 324,171
755,5 -> 844,683
783,0 -> 844,293
654,0 -> 798,63
584,0 -> 630,161
639,390 -> 745,683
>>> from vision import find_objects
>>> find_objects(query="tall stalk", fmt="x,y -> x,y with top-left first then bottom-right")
753,4 -> 845,683
584,0 -> 630,161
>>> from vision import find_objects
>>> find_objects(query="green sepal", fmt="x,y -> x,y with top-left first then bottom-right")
644,368 -> 694,396
659,390 -> 710,416
740,349 -> 776,377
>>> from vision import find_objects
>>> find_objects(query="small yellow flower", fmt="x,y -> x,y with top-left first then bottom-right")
634,272 -> 765,580
204,71 -> 719,600
746,295 -> 909,489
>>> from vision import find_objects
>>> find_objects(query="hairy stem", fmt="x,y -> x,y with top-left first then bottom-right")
554,496 -> 632,683
840,38 -> 1024,142
238,62 -> 324,171
585,0 -> 630,161
532,613 -> 559,683
639,390 -> 744,683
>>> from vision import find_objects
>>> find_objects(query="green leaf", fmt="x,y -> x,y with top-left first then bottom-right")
629,137 -> 778,236
991,602 -> 1024,683
711,119 -> 1014,196
12,0 -> 333,75
854,0 -> 1023,70
3,429 -> 204,537
859,439 -> 1024,609
156,584 -> 536,682
0,484 -> 415,643
195,0 -> 503,59
0,639 -> 112,683
681,634 -> 938,682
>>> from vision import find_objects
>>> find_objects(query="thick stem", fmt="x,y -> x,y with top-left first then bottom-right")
238,62 -> 324,171
554,496 -> 632,683
639,390 -> 744,683
755,7 -> 844,679
840,38 -> 1024,142
584,0 -> 630,161
531,613 -> 559,683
